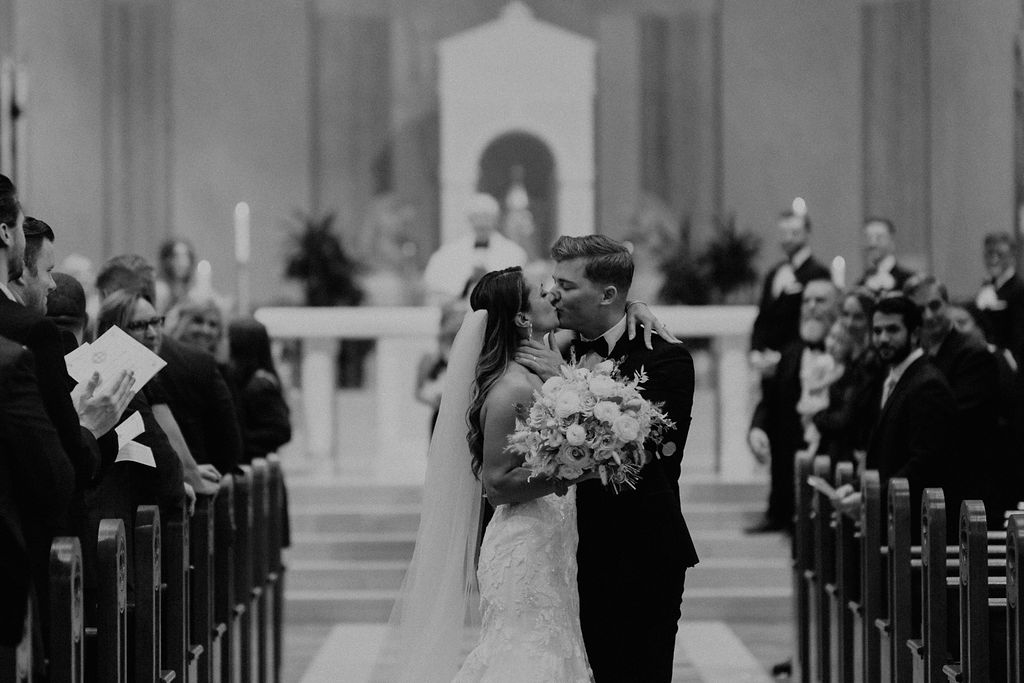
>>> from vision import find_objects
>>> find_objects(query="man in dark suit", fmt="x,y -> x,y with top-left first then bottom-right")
96,254 -> 243,474
541,234 -> 696,682
857,217 -> 917,295
908,276 -> 1006,523
748,278 -> 839,532
975,231 -> 1024,365
750,208 -> 831,357
0,336 -> 75,654
838,295 -> 955,526
0,174 -> 131,489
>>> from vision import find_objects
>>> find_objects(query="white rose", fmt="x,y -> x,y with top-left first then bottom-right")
594,359 -> 615,375
593,401 -> 621,424
554,391 -> 582,418
542,376 -> 566,394
611,415 -> 641,442
588,374 -> 617,397
565,423 -> 587,446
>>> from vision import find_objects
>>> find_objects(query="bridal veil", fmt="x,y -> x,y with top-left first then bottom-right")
373,309 -> 486,682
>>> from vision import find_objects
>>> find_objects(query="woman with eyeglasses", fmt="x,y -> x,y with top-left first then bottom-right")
96,289 -> 221,507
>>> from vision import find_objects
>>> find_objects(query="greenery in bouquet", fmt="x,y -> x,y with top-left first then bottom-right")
506,358 -> 675,494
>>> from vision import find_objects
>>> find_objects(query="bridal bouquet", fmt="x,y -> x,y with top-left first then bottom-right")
507,358 -> 675,493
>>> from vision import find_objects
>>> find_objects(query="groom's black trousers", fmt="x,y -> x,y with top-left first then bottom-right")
580,568 -> 687,682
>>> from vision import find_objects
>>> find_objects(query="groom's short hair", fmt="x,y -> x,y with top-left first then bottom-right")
550,235 -> 633,293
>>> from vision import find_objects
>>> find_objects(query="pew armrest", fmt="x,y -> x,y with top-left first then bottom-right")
874,617 -> 890,635
906,638 -> 924,657
158,670 -> 176,682
187,644 -> 204,663
941,663 -> 963,682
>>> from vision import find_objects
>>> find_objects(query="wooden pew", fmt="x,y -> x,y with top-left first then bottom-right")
941,501 -> 1008,683
213,477 -> 235,683
190,493 -> 216,683
48,537 -> 84,683
877,478 -> 913,682
251,459 -> 270,683
232,466 -> 255,683
809,455 -> 835,681
826,461 -> 857,683
0,600 -> 32,683
909,488 -> 948,683
95,519 -> 128,683
791,450 -> 816,683
163,502 -> 203,682
266,455 -> 286,683
851,470 -> 883,683
1008,513 -> 1024,683
134,505 -> 175,682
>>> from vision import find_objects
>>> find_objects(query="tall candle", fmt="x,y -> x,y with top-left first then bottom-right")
195,259 -> 213,297
831,256 -> 846,289
234,202 -> 251,264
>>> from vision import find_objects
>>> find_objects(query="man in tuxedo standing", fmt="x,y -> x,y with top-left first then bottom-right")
908,276 -> 1005,523
9,217 -> 56,316
974,231 -> 1024,365
750,208 -> 831,360
857,218 -> 917,295
747,278 -> 839,533
837,295 -> 955,527
542,234 -> 697,682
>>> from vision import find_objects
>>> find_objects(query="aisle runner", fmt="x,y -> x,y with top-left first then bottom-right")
298,621 -> 771,683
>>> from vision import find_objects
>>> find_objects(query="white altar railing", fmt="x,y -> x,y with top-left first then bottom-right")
255,305 -> 760,482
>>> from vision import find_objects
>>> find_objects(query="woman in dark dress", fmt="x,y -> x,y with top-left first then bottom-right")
228,318 -> 292,545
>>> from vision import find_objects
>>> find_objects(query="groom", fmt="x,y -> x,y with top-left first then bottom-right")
547,235 -> 698,681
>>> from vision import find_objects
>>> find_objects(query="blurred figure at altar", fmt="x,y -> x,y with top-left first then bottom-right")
973,231 -> 1024,365
415,300 -> 465,435
422,192 -> 526,306
356,195 -> 424,306
155,238 -> 197,314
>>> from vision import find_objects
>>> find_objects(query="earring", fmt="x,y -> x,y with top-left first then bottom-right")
526,320 -> 534,339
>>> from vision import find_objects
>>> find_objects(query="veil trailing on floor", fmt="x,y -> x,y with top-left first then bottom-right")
372,309 -> 487,682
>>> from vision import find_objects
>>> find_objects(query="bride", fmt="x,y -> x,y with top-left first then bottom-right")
377,266 -> 666,682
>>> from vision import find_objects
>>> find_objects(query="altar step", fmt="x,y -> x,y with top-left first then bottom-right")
283,480 -> 790,624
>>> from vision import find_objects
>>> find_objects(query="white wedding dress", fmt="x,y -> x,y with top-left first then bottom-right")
454,489 -> 593,682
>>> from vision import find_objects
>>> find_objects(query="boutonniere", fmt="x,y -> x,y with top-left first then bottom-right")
865,270 -> 896,293
976,285 -> 1006,311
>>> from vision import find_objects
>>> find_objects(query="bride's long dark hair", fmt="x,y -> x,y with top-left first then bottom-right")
466,267 -> 529,477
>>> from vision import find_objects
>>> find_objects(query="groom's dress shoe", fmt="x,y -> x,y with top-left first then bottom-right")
743,518 -> 787,534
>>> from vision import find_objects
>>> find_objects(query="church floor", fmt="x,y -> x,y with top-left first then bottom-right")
281,619 -> 789,682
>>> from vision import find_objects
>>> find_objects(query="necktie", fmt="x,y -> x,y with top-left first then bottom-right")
575,337 -> 610,359
880,373 -> 897,409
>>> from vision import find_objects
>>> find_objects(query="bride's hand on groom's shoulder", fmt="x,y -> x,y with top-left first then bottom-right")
515,337 -> 563,380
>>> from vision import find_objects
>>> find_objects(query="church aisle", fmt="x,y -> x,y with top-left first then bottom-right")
279,476 -> 791,682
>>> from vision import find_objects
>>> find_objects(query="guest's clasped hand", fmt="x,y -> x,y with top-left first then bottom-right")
832,483 -> 862,519
72,369 -> 137,439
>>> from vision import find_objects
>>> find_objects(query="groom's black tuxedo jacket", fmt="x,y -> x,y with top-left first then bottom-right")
574,331 -> 699,579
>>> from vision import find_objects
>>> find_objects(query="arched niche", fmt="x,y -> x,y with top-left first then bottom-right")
477,131 -> 556,258
438,2 -> 595,245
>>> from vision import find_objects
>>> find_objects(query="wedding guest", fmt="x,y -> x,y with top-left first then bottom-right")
974,231 -> 1024,364
797,320 -> 851,456
45,273 -> 89,351
155,237 -> 197,314
747,278 -> 838,533
96,255 -> 243,475
9,217 -> 56,316
227,317 -> 292,546
167,296 -> 226,360
422,193 -> 527,306
811,289 -> 882,463
857,218 -> 917,295
750,206 -> 831,362
837,295 -> 955,539
0,178 -> 131,492
907,276 -> 1002,521
0,334 -> 73,664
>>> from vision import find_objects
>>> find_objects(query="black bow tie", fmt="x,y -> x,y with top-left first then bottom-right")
576,337 -> 610,358
805,341 -> 826,353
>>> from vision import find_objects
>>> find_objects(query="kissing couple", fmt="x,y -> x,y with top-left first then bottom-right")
377,235 -> 699,682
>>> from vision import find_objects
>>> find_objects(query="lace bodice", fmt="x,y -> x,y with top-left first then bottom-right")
453,489 -> 593,682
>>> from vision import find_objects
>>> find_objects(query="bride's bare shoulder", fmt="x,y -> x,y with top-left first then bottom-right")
482,367 -> 539,414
